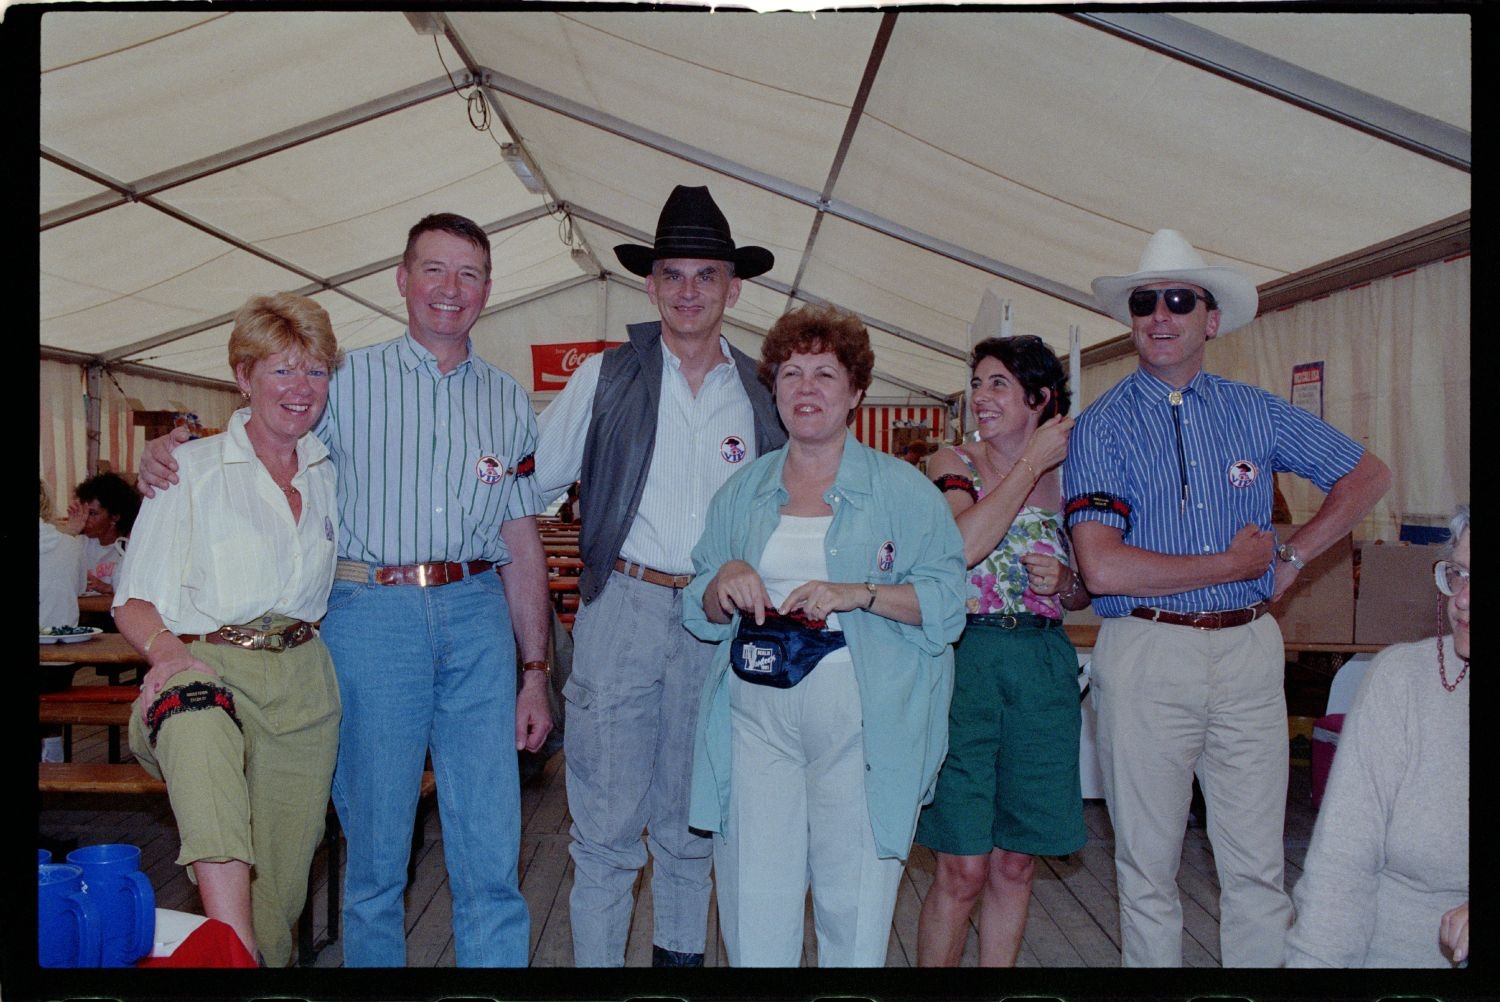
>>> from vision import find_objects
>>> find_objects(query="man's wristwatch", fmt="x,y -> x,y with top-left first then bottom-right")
1276,543 -> 1305,570
522,660 -> 551,676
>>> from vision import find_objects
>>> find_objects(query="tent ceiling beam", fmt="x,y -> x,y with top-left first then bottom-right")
788,11 -> 899,305
570,202 -> 966,367
1070,12 -> 1470,171
477,273 -> 598,319
41,75 -> 471,231
605,271 -> 950,405
1079,211 -> 1472,368
478,66 -> 1102,314
96,206 -> 555,363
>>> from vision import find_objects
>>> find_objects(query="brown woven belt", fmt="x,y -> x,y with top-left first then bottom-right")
1129,600 -> 1271,631
335,559 -> 494,587
614,558 -> 694,590
182,620 -> 317,652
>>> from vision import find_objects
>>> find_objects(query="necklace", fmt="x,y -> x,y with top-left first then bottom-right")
273,480 -> 299,500
1437,597 -> 1468,692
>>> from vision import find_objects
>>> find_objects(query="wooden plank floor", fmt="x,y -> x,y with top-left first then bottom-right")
40,708 -> 1319,968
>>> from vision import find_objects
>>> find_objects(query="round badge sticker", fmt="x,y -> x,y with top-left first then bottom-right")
720,435 -> 747,464
877,540 -> 896,572
1226,460 -> 1258,489
476,456 -> 504,485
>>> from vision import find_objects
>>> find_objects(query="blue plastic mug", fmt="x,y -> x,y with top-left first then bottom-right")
66,843 -> 155,967
38,863 -> 102,967
38,848 -> 51,864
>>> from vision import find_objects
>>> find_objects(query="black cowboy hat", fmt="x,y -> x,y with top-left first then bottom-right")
614,185 -> 774,279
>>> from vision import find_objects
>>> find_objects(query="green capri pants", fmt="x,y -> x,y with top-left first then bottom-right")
915,616 -> 1086,858
128,618 -> 340,967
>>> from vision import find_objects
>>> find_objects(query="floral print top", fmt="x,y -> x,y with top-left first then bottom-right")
950,447 -> 1071,620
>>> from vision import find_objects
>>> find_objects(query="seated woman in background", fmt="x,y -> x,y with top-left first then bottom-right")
65,470 -> 141,594
1285,506 -> 1469,967
914,335 -> 1091,967
683,303 -> 966,967
113,292 -> 343,967
39,479 -> 87,629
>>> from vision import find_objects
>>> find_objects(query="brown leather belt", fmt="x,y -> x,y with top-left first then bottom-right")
182,620 -> 317,653
1129,600 -> 1271,631
614,558 -> 694,590
335,559 -> 494,587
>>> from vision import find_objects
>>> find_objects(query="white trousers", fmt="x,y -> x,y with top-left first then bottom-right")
715,654 -> 904,967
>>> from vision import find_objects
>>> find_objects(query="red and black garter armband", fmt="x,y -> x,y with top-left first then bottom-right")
146,680 -> 243,746
1064,492 -> 1132,536
510,452 -> 536,478
932,474 -> 979,501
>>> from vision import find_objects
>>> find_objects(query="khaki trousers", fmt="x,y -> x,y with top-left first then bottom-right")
1091,613 -> 1292,967
130,630 -> 340,967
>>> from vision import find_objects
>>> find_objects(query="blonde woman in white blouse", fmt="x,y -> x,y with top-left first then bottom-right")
113,293 -> 342,967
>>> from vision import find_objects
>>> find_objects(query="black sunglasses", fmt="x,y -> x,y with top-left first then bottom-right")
1127,287 -> 1218,317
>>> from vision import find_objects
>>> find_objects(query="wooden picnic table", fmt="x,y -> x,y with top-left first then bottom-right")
39,632 -> 144,664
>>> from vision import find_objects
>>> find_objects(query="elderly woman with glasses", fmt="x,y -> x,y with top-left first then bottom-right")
912,335 -> 1091,967
113,293 -> 343,967
683,303 -> 966,966
1285,506 -> 1470,967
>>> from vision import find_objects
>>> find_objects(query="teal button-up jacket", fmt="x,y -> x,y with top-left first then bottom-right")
683,433 -> 966,859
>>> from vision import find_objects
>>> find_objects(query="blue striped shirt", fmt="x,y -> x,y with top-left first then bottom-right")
1062,367 -> 1364,616
316,333 -> 542,566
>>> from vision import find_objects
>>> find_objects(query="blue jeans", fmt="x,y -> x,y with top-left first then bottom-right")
323,571 -> 527,967
563,571 -> 714,966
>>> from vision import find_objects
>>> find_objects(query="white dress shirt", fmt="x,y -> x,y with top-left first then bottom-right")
536,337 -> 758,574
113,409 -> 338,634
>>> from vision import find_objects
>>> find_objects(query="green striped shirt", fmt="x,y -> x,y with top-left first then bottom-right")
318,333 -> 541,565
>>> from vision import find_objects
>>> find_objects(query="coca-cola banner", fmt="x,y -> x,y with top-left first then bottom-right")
531,341 -> 625,392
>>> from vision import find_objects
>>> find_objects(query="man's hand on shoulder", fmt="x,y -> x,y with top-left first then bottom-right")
137,426 -> 192,497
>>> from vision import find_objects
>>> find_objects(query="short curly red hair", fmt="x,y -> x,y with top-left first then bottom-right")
758,303 -> 875,400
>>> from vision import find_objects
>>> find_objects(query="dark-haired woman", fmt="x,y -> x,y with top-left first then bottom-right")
914,335 -> 1090,966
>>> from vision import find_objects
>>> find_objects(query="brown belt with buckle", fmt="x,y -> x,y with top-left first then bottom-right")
335,559 -> 494,587
614,558 -> 694,590
182,620 -> 317,652
1129,600 -> 1271,631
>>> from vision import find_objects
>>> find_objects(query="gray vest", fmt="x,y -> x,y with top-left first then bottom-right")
577,321 -> 785,603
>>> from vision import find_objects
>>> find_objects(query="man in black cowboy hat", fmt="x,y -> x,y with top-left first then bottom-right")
536,184 -> 785,967
1062,229 -> 1390,967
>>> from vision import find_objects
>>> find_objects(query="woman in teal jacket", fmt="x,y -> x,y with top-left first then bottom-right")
683,303 -> 966,967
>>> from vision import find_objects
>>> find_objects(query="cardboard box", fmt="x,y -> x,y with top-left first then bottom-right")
1354,540 -> 1445,645
1269,525 -> 1355,644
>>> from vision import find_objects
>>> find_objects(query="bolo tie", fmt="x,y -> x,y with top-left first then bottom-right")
1168,389 -> 1188,514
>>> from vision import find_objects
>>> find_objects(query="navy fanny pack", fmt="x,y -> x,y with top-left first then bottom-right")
730,608 -> 847,689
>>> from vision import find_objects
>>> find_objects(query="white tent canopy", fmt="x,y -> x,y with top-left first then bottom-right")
38,9 -> 1469,397
33,8 -> 1470,530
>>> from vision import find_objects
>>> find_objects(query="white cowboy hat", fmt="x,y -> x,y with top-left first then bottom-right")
1091,229 -> 1259,334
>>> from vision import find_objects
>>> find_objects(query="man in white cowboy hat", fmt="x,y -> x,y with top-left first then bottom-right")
535,184 -> 785,966
1062,229 -> 1390,967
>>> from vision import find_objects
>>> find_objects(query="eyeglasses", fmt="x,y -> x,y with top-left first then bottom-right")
1433,559 -> 1470,597
1127,288 -> 1218,317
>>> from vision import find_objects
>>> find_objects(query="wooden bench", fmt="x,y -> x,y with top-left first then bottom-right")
39,763 -> 439,966
39,686 -> 136,762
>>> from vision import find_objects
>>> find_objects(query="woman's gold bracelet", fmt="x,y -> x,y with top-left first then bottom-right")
142,626 -> 173,655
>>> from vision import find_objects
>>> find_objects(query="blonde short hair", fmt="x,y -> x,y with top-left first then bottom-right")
228,293 -> 342,377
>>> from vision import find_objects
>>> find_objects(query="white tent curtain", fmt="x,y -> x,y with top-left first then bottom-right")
39,359 -> 241,507
1076,254 -> 1469,540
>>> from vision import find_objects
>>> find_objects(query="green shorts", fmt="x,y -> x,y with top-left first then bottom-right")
915,617 -> 1086,858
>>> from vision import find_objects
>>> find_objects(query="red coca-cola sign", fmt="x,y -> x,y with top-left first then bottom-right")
531,341 -> 624,392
